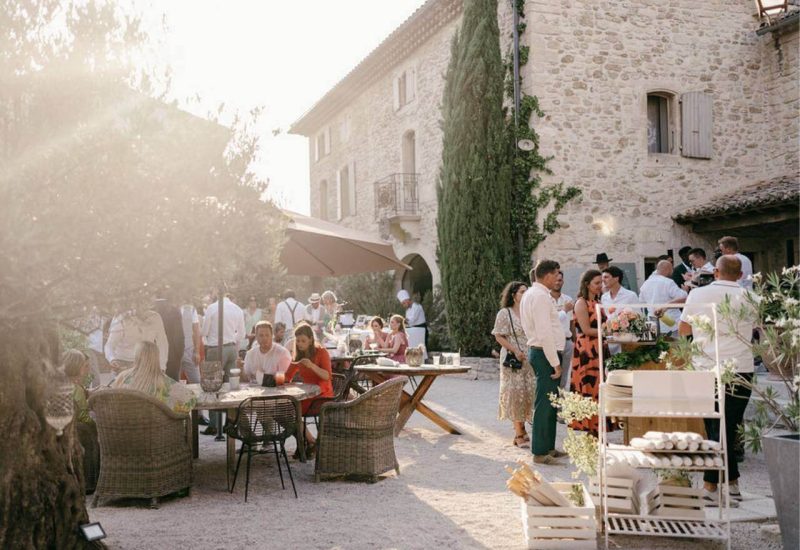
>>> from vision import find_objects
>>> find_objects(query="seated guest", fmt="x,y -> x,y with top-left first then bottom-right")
112,341 -> 196,414
639,260 -> 687,336
379,314 -> 408,363
283,323 -> 333,452
63,349 -> 100,493
320,290 -> 339,328
365,316 -> 387,350
241,321 -> 291,384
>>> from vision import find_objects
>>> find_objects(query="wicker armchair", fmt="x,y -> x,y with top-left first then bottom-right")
314,377 -> 405,482
88,389 -> 193,508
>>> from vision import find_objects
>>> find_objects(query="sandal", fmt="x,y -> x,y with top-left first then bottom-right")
513,435 -> 529,448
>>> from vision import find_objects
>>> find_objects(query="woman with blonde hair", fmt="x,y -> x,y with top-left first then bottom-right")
112,341 -> 196,414
379,314 -> 408,363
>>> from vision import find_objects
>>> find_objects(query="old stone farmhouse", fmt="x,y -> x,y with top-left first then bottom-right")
290,0 -> 799,298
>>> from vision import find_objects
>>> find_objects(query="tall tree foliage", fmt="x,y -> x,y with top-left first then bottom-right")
437,0 -> 514,355
505,0 -> 581,280
0,2 -> 281,547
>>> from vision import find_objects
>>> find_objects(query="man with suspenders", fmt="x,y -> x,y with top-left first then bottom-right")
274,289 -> 307,346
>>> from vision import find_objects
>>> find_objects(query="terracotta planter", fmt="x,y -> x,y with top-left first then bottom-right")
763,433 -> 799,550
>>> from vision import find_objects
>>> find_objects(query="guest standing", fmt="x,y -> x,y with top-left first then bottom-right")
639,260 -> 688,336
672,246 -> 694,287
679,255 -> 754,502
274,290 -> 306,345
104,309 -> 169,374
570,270 -> 610,435
379,314 -> 408,363
153,293 -> 185,381
492,281 -> 534,448
550,272 -> 575,390
241,296 -> 263,354
520,260 -> 566,464
718,236 -> 753,289
202,292 -> 246,437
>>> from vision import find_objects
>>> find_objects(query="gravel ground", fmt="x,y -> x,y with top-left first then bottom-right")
88,377 -> 783,549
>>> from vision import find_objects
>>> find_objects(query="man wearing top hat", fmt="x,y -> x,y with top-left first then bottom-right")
397,289 -> 427,348
594,252 -> 631,290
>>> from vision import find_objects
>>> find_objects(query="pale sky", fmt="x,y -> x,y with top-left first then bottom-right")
151,0 -> 427,214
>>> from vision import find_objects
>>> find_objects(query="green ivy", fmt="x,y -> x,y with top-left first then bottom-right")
505,0 -> 581,279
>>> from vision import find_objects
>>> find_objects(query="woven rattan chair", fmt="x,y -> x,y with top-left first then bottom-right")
314,377 -> 405,482
225,395 -> 301,500
88,389 -> 193,508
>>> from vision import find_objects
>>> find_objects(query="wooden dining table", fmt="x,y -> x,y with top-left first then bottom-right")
354,364 -> 471,436
189,382 -> 320,490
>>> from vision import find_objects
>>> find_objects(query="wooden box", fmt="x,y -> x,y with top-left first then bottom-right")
589,476 -> 639,515
645,484 -> 706,519
520,483 -> 597,549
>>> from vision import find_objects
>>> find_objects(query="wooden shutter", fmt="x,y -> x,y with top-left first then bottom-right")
348,161 -> 357,216
393,77 -> 400,111
323,126 -> 331,155
335,170 -> 342,220
681,92 -> 713,159
314,135 -> 319,162
407,67 -> 416,102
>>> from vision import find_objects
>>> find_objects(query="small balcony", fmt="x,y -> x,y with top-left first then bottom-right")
373,173 -> 420,242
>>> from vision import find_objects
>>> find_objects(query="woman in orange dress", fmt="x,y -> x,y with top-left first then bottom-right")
569,269 -> 610,435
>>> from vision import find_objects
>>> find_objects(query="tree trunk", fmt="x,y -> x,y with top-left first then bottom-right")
0,326 -> 100,549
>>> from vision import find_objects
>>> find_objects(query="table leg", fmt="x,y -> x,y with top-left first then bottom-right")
226,407 -> 235,491
394,375 -> 435,436
191,409 -> 199,459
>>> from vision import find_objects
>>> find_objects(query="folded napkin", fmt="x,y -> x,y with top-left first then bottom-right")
376,357 -> 400,367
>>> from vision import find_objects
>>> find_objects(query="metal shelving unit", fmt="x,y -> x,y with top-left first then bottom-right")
596,302 -> 731,549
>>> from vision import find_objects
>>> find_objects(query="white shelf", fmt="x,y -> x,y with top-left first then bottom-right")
605,409 -> 721,419
608,445 -> 722,455
606,515 -> 727,540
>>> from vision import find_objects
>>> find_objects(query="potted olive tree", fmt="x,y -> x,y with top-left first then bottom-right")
674,266 -> 799,549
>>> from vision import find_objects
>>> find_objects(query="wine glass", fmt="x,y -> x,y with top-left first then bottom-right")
369,342 -> 378,351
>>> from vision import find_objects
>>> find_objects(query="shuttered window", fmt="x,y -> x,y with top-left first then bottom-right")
337,162 -> 357,219
319,180 -> 328,220
393,66 -> 417,111
647,94 -> 670,154
315,126 -> 331,162
681,91 -> 713,159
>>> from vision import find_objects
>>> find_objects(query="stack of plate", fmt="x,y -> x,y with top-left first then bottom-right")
606,370 -> 633,413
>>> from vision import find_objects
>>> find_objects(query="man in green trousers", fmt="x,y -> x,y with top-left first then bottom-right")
520,260 -> 567,464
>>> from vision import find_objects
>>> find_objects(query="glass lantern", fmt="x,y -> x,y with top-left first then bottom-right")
46,382 -> 75,436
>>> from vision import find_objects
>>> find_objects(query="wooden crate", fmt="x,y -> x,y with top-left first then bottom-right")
589,476 -> 639,515
645,484 -> 706,519
520,483 -> 597,550
622,360 -> 706,444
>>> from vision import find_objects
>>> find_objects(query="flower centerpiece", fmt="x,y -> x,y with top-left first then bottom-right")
603,307 -> 653,343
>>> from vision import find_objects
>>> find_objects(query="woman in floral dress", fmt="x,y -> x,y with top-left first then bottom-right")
492,281 -> 534,447
569,269 -> 610,435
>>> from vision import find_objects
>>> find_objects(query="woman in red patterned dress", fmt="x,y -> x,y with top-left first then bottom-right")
569,269 -> 610,435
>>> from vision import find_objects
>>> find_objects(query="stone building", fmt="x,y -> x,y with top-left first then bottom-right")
290,0 -> 799,298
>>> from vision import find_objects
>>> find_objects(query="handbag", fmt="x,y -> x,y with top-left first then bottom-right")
502,309 -> 524,370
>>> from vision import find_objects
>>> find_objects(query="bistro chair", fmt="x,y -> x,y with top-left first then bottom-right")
88,389 -> 193,508
314,378 -> 405,482
225,395 -> 301,500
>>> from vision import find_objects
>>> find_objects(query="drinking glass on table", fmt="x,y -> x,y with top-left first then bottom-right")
254,371 -> 264,386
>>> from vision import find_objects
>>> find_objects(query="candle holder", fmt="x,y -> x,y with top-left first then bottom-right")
199,361 -> 224,402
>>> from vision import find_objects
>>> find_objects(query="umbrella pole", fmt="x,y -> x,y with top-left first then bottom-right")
216,284 -> 225,442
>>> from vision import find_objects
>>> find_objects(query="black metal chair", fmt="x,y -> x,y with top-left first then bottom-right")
225,395 -> 300,500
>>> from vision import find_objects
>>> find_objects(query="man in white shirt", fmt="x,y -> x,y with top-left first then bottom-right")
180,303 -> 202,383
687,247 -> 715,274
550,271 -> 574,390
241,321 -> 292,384
274,290 -> 306,345
105,310 -> 169,373
679,255 -> 754,501
601,266 -> 641,353
398,289 -> 427,350
202,292 -> 246,437
718,236 -> 753,289
638,260 -> 688,335
305,293 -> 322,324
521,260 -> 566,464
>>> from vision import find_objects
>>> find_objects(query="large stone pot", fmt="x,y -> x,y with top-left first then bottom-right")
763,433 -> 799,550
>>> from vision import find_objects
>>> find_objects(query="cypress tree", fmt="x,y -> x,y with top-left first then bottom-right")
437,0 -> 514,355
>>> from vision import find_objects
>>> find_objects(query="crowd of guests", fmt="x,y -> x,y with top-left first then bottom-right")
493,235 -> 756,501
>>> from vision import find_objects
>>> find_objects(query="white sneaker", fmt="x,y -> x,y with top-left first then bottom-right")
703,489 -> 739,508
729,485 -> 742,500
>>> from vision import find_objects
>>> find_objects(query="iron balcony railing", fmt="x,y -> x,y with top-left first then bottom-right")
373,173 -> 419,218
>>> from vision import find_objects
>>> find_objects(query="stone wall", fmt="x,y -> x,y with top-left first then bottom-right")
455,356 -> 500,380
303,0 -> 798,288
524,0 -> 792,283
307,17 -> 462,286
